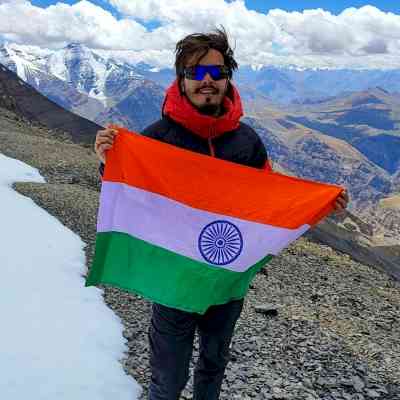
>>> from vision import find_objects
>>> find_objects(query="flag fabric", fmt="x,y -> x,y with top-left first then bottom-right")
85,128 -> 343,314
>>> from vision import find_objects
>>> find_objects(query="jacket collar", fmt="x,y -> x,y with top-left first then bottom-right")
162,79 -> 243,140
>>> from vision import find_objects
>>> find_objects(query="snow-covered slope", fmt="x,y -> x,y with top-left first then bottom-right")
0,43 -> 50,83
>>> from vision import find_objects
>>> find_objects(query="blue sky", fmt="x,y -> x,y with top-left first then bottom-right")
245,1 -> 400,14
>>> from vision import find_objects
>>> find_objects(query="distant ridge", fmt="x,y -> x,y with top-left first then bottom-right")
0,63 -> 102,143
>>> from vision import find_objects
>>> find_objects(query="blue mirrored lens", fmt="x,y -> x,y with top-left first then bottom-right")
194,65 -> 222,80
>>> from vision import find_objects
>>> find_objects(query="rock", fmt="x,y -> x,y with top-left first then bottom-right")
352,375 -> 366,392
365,389 -> 381,398
317,377 -> 338,388
254,304 -> 280,317
310,291 -> 324,302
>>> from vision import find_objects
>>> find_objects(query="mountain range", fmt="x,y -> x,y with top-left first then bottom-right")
1,42 -> 399,200
244,87 -> 400,207
3,42 -> 400,109
235,66 -> 400,104
0,42 -> 399,276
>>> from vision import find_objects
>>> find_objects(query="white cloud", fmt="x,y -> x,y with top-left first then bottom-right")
1,1 -> 400,69
0,0 -> 26,3
0,0 -> 147,50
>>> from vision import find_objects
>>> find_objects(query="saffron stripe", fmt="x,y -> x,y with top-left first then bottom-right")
103,129 -> 343,228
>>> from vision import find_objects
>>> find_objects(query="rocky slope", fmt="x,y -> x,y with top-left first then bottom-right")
1,108 -> 399,399
0,63 -> 101,143
244,114 -> 393,208
1,62 -> 398,280
285,88 -> 400,176
243,89 -> 400,280
244,88 -> 400,206
95,79 -> 164,132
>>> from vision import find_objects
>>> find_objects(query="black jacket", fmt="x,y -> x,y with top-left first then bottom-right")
99,116 -> 268,176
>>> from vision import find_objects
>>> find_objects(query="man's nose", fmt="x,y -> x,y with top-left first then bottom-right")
202,72 -> 215,83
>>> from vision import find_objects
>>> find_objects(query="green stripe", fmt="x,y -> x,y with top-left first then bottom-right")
85,232 -> 273,314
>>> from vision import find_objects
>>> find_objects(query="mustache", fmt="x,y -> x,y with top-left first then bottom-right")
195,85 -> 219,94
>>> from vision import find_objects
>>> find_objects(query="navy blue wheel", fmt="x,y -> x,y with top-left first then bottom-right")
198,220 -> 243,265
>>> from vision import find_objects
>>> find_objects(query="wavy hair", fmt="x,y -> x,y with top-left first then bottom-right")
174,26 -> 238,81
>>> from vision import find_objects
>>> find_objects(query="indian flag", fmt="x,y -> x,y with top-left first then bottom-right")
85,128 -> 343,314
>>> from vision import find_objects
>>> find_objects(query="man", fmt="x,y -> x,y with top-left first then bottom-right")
94,28 -> 349,400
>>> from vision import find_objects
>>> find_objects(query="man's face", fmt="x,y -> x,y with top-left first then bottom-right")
181,49 -> 228,115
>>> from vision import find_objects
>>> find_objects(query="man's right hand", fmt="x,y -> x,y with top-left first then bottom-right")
94,125 -> 118,164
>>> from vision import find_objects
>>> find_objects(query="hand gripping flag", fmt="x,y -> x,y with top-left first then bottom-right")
85,128 -> 344,314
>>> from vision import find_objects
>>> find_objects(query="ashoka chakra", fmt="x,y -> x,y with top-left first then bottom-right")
198,220 -> 243,265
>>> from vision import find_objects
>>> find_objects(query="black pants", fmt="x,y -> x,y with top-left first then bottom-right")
148,298 -> 244,400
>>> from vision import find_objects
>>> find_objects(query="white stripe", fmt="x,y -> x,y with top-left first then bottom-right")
98,182 -> 310,272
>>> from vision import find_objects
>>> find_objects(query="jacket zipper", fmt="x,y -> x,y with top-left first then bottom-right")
208,123 -> 216,157
208,137 -> 216,157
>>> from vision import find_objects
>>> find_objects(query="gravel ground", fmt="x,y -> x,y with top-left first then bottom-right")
2,119 -> 400,400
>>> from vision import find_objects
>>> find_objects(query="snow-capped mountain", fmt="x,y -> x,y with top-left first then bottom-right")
4,42 -> 400,111
0,42 -> 164,130
3,41 -> 400,132
0,43 -> 104,120
46,43 -> 147,105
0,42 -> 146,102
0,43 -> 50,83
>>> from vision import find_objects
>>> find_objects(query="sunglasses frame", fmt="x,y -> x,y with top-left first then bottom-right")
183,65 -> 230,81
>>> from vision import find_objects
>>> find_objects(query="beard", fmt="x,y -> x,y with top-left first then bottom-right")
197,101 -> 221,116
182,82 -> 229,116
194,92 -> 223,116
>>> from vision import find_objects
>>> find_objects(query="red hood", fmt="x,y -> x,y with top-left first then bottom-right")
162,79 -> 243,140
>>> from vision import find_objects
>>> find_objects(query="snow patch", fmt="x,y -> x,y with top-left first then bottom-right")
0,153 -> 141,399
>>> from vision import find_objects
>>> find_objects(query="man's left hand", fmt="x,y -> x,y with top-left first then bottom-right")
331,190 -> 349,216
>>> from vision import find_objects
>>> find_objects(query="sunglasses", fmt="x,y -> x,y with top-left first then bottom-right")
183,65 -> 230,81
